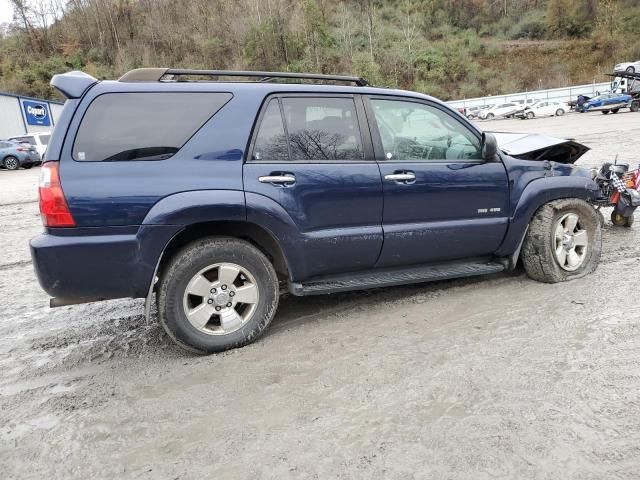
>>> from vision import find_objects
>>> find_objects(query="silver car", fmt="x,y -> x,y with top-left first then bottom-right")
614,60 -> 640,73
0,140 -> 41,170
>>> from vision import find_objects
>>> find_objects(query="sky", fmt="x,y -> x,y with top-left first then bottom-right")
0,0 -> 14,25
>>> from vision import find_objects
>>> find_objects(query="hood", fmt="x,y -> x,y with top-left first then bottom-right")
490,132 -> 590,164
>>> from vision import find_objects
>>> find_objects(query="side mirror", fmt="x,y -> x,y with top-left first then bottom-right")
482,132 -> 498,160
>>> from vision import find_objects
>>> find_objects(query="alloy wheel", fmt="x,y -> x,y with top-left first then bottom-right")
182,262 -> 259,335
553,213 -> 588,271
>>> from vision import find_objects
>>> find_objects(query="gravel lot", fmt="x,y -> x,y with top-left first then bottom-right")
2,111 -> 640,479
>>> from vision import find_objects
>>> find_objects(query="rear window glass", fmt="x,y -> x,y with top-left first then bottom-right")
73,92 -> 232,161
11,136 -> 35,145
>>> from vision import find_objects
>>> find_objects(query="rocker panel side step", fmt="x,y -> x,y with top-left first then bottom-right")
288,259 -> 505,296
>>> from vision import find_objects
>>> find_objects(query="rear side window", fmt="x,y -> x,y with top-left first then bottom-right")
252,96 -> 364,162
73,92 -> 232,161
252,99 -> 288,161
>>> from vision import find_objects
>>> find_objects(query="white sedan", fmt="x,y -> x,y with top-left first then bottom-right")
518,101 -> 568,119
614,60 -> 640,73
477,102 -> 520,120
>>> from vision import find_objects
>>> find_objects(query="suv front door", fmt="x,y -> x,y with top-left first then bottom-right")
243,95 -> 383,280
366,96 -> 510,267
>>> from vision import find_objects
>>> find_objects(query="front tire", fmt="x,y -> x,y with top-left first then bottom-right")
158,237 -> 279,354
602,110 -> 610,114
526,111 -> 535,119
4,156 -> 20,170
555,108 -> 565,116
521,199 -> 601,283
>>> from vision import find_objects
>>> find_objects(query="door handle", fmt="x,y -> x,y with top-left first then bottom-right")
384,172 -> 416,183
258,174 -> 296,185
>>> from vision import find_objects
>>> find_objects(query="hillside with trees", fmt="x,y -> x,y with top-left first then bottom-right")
1,0 -> 639,101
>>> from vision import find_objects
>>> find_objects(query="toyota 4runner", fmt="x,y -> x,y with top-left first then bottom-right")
31,68 -> 603,353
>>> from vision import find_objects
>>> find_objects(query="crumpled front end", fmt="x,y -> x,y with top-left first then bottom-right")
491,132 -> 590,164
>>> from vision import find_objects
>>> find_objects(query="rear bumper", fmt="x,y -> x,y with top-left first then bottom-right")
30,225 -> 180,300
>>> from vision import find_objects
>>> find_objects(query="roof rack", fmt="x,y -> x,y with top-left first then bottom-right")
118,68 -> 368,86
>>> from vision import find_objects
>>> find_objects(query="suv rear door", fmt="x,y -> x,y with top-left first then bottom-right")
365,96 -> 510,267
243,94 -> 383,280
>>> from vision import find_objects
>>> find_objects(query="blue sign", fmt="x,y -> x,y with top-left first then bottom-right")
23,100 -> 51,126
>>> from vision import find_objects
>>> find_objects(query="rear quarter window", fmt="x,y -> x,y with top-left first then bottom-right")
73,92 -> 232,161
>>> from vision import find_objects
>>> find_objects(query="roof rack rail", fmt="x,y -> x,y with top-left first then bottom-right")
118,68 -> 368,86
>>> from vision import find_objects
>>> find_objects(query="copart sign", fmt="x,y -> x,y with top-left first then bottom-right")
23,100 -> 51,126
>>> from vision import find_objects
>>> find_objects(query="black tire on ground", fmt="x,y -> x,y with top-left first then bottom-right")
611,108 -> 620,114
158,237 -> 279,354
3,156 -> 20,170
555,108 -> 565,116
521,199 -> 602,283
631,101 -> 639,113
611,209 -> 634,227
601,110 -> 610,114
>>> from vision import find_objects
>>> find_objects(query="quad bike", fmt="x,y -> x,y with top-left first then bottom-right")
592,162 -> 640,227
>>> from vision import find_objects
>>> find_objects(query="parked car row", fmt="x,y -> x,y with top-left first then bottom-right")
466,99 -> 568,121
0,132 -> 50,170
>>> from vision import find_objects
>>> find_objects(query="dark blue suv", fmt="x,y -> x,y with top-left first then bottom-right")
31,68 -> 603,353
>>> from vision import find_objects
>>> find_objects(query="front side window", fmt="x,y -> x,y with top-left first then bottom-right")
73,92 -> 231,161
371,99 -> 482,162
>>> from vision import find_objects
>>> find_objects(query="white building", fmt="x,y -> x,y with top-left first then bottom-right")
0,91 -> 64,139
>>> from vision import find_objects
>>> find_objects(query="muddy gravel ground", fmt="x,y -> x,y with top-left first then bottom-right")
2,111 -> 640,479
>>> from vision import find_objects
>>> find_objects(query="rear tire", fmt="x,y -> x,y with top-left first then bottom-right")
521,199 -> 601,283
611,108 -> 620,114
3,156 -> 19,170
158,237 -> 279,354
601,110 -> 610,115
526,111 -> 535,119
555,108 -> 565,116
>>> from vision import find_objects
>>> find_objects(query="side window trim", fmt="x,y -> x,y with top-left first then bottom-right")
247,93 -> 375,164
363,95 -> 484,163
277,97 -> 293,161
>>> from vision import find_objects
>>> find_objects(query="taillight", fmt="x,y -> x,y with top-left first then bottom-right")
39,162 -> 75,227
16,147 -> 24,151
